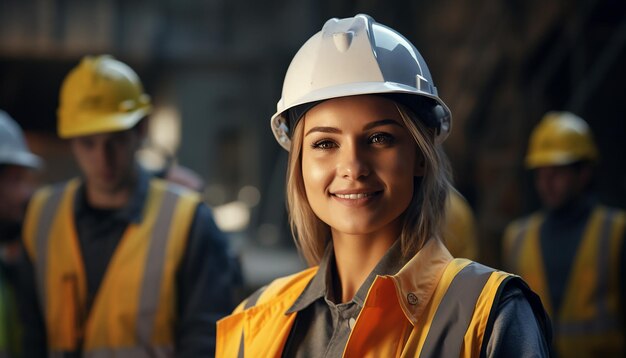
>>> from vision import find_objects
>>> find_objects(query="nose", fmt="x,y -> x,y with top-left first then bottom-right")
336,142 -> 370,180
96,141 -> 116,168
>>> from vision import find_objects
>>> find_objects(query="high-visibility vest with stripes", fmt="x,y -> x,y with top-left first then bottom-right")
22,178 -> 200,357
216,257 -> 547,357
503,205 -> 626,358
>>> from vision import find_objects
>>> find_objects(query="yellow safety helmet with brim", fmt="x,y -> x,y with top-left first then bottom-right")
525,111 -> 599,169
57,55 -> 152,138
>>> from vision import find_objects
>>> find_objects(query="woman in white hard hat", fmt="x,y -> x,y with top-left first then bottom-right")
217,14 -> 551,357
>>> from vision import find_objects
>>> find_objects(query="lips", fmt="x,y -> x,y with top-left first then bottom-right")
330,189 -> 383,206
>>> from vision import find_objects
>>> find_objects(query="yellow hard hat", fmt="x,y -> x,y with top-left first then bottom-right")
525,111 -> 599,169
57,55 -> 152,138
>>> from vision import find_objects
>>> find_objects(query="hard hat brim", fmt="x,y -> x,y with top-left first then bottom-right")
271,82 -> 451,151
524,151 -> 597,169
58,106 -> 152,139
0,151 -> 43,170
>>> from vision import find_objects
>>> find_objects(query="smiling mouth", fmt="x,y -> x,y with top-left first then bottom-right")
333,192 -> 378,199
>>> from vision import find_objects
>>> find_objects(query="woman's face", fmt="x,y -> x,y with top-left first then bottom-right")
301,95 -> 422,238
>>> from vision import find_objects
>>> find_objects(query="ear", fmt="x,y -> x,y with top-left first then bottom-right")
414,154 -> 426,177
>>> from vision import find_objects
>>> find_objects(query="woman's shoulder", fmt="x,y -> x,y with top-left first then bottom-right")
483,278 -> 552,356
232,267 -> 319,314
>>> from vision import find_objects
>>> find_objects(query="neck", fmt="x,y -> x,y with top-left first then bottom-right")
85,172 -> 137,209
331,228 -> 398,303
546,193 -> 593,221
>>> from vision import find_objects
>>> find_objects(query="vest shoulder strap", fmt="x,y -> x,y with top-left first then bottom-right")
420,260 -> 500,357
23,181 -> 75,261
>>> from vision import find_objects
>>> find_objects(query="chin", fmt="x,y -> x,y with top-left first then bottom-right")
95,180 -> 122,193
331,221 -> 382,236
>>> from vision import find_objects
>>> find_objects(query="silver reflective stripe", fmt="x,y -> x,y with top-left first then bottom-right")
136,187 -> 179,346
243,286 -> 267,310
34,186 -> 65,317
557,209 -> 619,336
420,262 -> 494,357
51,345 -> 174,358
238,332 -> 244,358
238,286 -> 268,358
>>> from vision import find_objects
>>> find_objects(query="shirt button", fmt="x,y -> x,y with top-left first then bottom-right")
407,292 -> 418,305
348,317 -> 356,330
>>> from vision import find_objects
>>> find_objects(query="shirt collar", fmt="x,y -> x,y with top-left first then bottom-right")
286,239 -> 407,314
390,238 -> 453,325
74,165 -> 151,224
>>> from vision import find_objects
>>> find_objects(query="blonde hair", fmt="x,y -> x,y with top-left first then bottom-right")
286,100 -> 452,266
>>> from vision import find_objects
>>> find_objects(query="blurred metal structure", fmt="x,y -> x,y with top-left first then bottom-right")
0,0 -> 624,280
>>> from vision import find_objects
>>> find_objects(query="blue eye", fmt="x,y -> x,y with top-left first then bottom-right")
369,133 -> 394,145
312,140 -> 338,150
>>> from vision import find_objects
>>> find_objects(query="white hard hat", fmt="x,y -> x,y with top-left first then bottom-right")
271,14 -> 452,151
0,110 -> 42,169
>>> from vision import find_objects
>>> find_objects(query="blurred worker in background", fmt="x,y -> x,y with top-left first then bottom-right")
0,110 -> 42,358
443,189 -> 479,260
503,111 -> 625,357
18,55 -> 239,357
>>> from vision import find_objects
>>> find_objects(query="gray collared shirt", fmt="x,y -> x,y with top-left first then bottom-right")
282,241 -> 407,357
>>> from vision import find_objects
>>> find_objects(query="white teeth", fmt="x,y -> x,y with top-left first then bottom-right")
335,193 -> 372,199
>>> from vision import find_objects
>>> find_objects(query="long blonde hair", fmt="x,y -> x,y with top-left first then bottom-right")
286,100 -> 452,266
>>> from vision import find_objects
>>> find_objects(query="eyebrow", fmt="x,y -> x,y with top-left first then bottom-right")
305,119 -> 402,137
305,126 -> 341,136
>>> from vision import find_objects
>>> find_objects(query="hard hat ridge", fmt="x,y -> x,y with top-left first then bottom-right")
271,14 -> 452,151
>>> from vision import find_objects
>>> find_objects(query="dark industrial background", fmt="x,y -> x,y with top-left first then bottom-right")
1,0 -> 625,288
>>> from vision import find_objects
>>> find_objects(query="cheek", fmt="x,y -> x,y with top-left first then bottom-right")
386,148 -> 417,200
384,146 -> 417,179
302,154 -> 331,195
535,173 -> 551,192
0,183 -> 25,214
71,144 -> 92,167
553,176 -> 575,195
117,139 -> 140,166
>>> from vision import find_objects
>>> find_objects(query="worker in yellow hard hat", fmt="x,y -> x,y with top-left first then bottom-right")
502,111 -> 625,357
17,55 -> 239,357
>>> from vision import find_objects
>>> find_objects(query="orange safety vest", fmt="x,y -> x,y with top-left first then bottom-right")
217,238 -> 547,357
503,205 -> 626,357
22,178 -> 199,357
